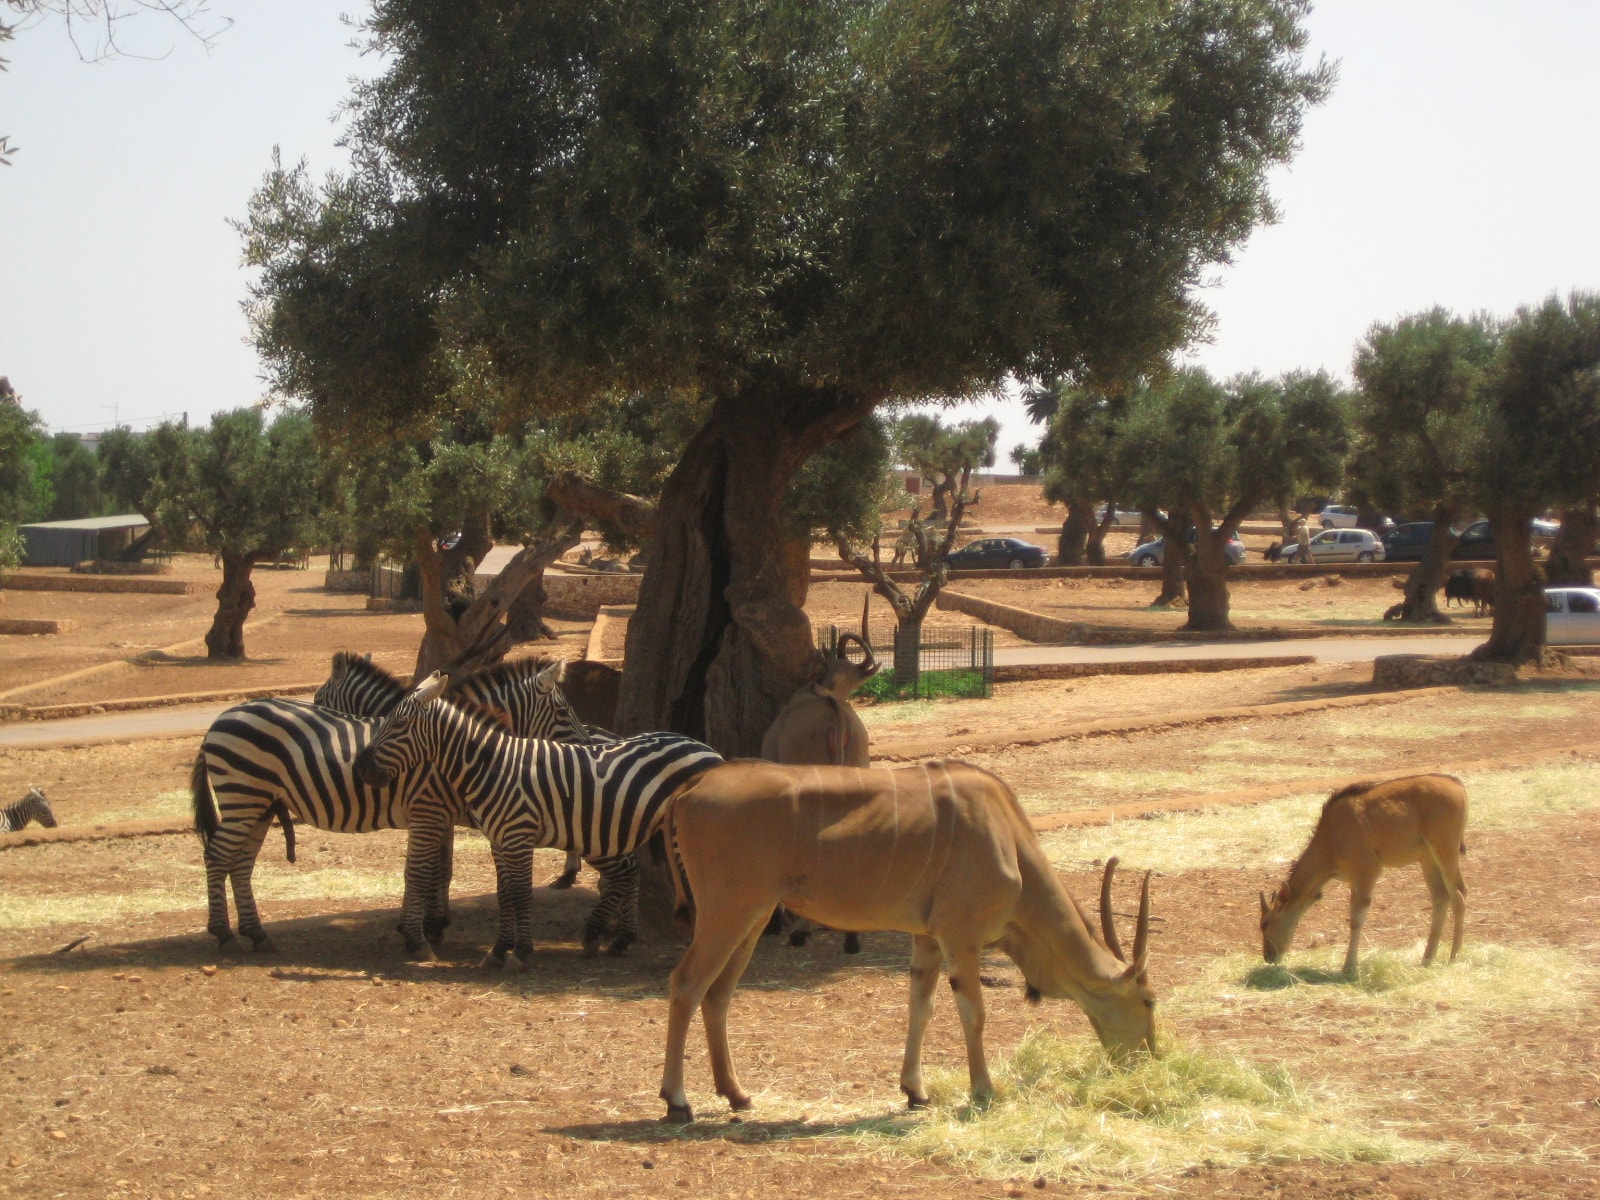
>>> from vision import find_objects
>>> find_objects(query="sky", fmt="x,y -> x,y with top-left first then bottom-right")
3,2 -> 1599,462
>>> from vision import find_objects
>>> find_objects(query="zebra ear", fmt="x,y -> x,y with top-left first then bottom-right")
535,658 -> 566,693
330,652 -> 348,682
413,672 -> 450,705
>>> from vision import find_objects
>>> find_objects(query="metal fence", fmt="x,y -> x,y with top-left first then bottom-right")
370,559 -> 421,601
818,620 -> 994,700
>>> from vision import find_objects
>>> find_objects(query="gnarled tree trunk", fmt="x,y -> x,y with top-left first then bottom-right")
1397,504 -> 1461,623
1183,525 -> 1234,632
1055,497 -> 1093,565
1085,503 -> 1115,566
616,392 -> 867,754
204,551 -> 261,659
1544,505 -> 1596,586
1472,510 -> 1547,664
1145,509 -> 1186,607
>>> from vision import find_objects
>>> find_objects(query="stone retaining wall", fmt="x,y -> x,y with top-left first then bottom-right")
0,618 -> 74,636
543,571 -> 643,619
69,560 -> 169,575
1371,654 -> 1516,688
0,571 -> 195,595
935,590 -> 1086,642
324,567 -> 370,593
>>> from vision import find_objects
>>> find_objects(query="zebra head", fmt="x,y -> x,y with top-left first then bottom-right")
315,651 -> 407,718
27,787 -> 57,828
354,672 -> 451,787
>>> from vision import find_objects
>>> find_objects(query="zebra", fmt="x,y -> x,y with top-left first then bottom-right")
316,652 -> 594,890
355,673 -> 722,961
1,787 -> 57,833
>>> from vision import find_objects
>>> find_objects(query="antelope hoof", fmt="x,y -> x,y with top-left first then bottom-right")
842,932 -> 861,954
662,1103 -> 694,1125
724,1093 -> 753,1113
548,870 -> 579,890
903,1089 -> 929,1110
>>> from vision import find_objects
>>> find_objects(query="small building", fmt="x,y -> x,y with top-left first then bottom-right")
19,514 -> 151,566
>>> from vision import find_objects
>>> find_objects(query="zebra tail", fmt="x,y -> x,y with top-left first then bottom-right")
190,753 -> 218,845
269,800 -> 297,864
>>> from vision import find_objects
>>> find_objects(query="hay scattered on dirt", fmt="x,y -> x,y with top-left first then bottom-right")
848,1032 -> 1423,1181
1188,943 -> 1593,1047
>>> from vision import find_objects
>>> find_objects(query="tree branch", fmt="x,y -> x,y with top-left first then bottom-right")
547,470 -> 657,541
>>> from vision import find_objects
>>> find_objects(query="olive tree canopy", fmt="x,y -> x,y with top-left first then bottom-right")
243,0 -> 1330,752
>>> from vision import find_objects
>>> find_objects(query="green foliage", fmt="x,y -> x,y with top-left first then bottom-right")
0,378 -> 50,527
0,525 -> 21,578
97,426 -> 158,519
781,416 -> 897,543
896,414 -> 999,486
1119,367 -> 1349,533
148,408 -> 331,559
857,667 -> 988,703
242,0 -> 1329,439
1349,308 -> 1497,517
44,433 -> 100,520
1478,291 -> 1600,514
1009,442 -> 1042,476
1037,384 -> 1125,508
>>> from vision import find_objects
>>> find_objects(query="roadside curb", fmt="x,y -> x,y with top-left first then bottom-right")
0,682 -> 320,723
993,655 -> 1316,681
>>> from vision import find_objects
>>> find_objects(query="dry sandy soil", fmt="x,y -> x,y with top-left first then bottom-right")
3,678 -> 1599,1199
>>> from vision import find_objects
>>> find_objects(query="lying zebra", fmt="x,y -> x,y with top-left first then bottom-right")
192,654 -> 618,960
354,673 -> 722,961
1,787 -> 58,833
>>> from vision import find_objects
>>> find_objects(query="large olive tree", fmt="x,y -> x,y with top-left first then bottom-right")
243,0 -> 1329,753
1348,309 -> 1496,622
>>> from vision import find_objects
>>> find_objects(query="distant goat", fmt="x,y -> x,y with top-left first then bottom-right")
1260,774 -> 1467,976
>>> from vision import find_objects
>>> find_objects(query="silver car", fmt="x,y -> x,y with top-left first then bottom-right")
1546,587 -> 1600,644
1281,528 -> 1386,563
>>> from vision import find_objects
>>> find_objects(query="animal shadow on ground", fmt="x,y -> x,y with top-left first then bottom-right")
1,886 -> 902,1003
132,650 -> 288,669
1239,961 -> 1358,989
549,1111 -> 922,1149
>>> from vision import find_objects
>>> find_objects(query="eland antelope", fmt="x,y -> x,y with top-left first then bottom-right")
656,760 -> 1157,1123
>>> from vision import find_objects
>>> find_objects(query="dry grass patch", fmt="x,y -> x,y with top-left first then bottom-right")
844,1032 -> 1425,1181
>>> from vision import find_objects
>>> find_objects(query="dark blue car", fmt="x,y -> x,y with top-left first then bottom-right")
945,537 -> 1050,570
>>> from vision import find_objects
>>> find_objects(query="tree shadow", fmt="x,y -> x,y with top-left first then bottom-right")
1,886 -> 912,1003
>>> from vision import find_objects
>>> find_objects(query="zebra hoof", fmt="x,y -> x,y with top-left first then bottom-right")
479,950 -> 509,970
605,935 -> 634,957
249,935 -> 277,954
581,936 -> 602,959
405,942 -> 438,964
548,871 -> 579,890
662,1103 -> 694,1125
787,930 -> 810,948
507,951 -> 534,973
843,933 -> 862,955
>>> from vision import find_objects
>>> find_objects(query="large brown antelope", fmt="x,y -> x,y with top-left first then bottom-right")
1260,774 -> 1468,976
656,760 -> 1156,1123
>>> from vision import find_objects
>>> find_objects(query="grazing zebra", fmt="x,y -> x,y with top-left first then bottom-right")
355,673 -> 722,960
1,787 -> 58,833
316,652 -> 593,889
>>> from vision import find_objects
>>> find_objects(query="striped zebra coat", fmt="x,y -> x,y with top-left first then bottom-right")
355,674 -> 722,960
314,652 -> 626,958
1,787 -> 57,833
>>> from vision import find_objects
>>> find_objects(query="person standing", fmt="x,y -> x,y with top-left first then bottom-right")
1295,516 -> 1315,565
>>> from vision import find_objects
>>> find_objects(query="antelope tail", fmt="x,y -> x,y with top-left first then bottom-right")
664,799 -> 694,932
190,754 -> 218,845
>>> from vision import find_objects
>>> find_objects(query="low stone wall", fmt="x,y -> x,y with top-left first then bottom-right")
935,590 -> 1087,642
0,618 -> 75,636
0,571 -> 195,595
70,560 -> 169,575
994,655 -> 1315,682
543,571 -> 643,619
1371,654 -> 1516,688
324,567 -> 370,593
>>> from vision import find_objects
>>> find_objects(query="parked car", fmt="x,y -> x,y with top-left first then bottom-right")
1531,517 -> 1560,539
1381,522 -> 1435,563
1128,533 -> 1246,568
1093,505 -> 1142,527
945,537 -> 1049,570
1545,587 -> 1600,644
1451,519 -> 1497,561
1318,504 -> 1360,529
1280,528 -> 1386,563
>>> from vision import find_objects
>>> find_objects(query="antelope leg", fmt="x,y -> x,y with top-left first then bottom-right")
1344,879 -> 1374,977
1421,860 -> 1451,966
941,938 -> 994,1100
702,918 -> 768,1111
899,935 -> 944,1107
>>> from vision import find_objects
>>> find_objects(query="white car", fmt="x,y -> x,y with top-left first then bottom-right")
1545,587 -> 1600,644
1319,504 -> 1360,529
1280,528 -> 1386,563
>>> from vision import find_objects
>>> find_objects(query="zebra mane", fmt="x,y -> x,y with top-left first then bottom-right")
456,654 -> 566,694
333,651 -> 408,700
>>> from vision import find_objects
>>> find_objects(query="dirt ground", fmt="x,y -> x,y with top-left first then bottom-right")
3,680 -> 1599,1198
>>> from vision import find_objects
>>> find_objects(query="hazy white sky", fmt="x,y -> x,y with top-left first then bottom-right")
3,2 -> 1598,461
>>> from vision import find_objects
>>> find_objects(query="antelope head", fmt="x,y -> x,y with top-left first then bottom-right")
814,593 -> 881,700
1258,883 -> 1299,963
1071,857 -> 1158,1059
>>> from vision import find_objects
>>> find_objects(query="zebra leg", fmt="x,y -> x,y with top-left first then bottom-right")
203,817 -> 242,949
548,849 -> 582,890
228,813 -> 277,952
584,855 -> 641,957
483,838 -> 535,970
398,812 -> 448,961
426,824 -> 456,943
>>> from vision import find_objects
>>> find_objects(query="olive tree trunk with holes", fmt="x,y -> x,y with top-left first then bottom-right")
1396,506 -> 1461,623
1472,510 -> 1548,664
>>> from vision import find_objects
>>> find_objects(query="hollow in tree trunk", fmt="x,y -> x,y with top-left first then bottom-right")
1183,526 -> 1234,632
1396,505 -> 1461,623
1544,505 -> 1596,586
1055,498 -> 1092,566
204,551 -> 261,659
1471,510 -> 1548,664
616,392 -> 867,753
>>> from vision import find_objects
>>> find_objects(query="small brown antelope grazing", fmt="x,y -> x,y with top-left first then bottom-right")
656,760 -> 1156,1123
1260,773 -> 1468,976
